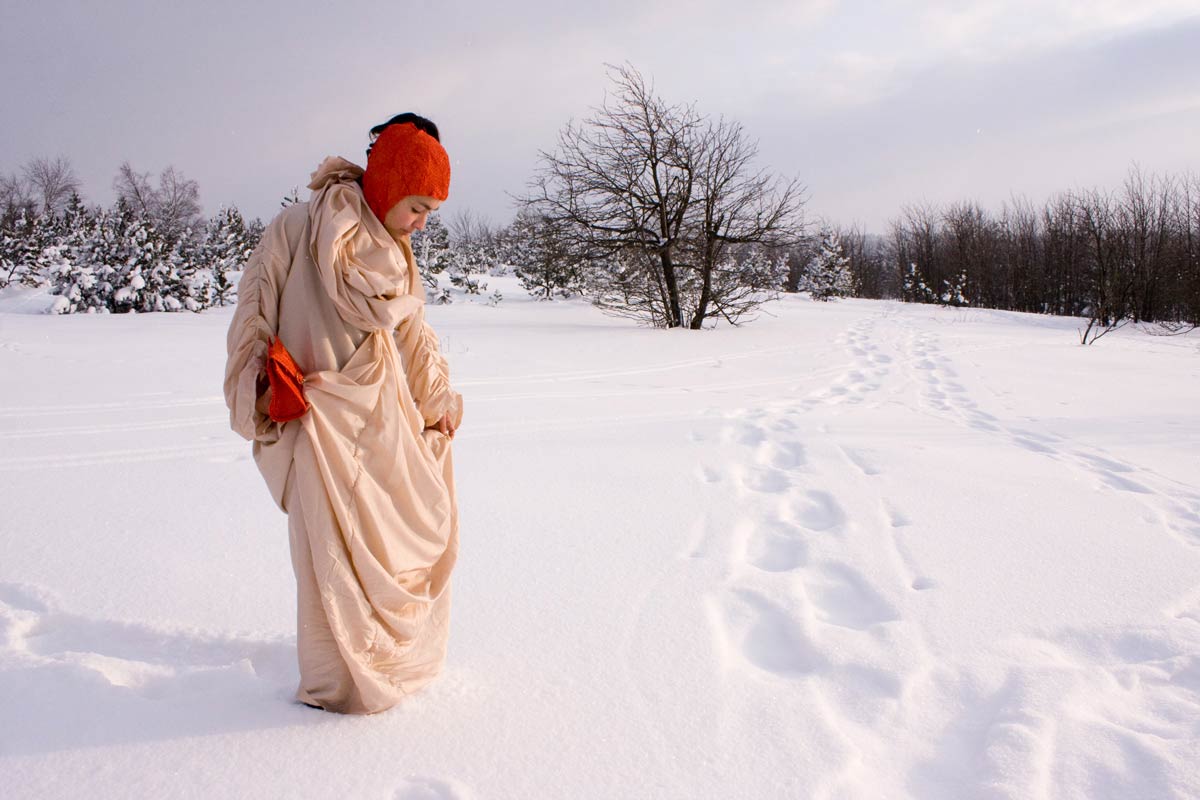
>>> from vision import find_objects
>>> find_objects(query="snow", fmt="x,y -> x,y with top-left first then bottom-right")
2,276 -> 1199,799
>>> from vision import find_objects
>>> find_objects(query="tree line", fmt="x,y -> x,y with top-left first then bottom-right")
829,166 -> 1200,341
7,72 -> 1198,340
2,156 -> 260,313
1,157 -> 507,313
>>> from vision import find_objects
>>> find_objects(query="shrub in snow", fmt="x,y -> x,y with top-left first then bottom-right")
503,210 -> 585,300
203,206 -> 256,307
446,240 -> 491,296
47,199 -> 244,314
0,209 -> 52,289
902,262 -> 936,304
410,212 -> 503,305
801,227 -> 855,301
4,162 -> 264,314
50,202 -> 129,313
939,270 -> 969,307
411,213 -> 452,300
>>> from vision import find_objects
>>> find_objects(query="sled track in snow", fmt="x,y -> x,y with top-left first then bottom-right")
897,320 -> 1200,550
0,395 -> 226,418
0,441 -> 245,471
0,415 -> 230,439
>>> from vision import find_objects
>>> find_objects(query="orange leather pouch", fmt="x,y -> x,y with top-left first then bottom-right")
266,337 -> 309,422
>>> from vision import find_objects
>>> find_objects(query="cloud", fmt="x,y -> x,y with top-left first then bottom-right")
759,13 -> 1200,230
2,1 -> 1196,232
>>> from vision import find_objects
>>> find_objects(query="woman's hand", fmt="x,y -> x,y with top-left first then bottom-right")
427,410 -> 456,439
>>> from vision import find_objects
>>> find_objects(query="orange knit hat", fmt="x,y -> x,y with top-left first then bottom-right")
361,122 -> 451,223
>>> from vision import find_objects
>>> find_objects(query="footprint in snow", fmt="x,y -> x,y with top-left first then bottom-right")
719,589 -> 823,678
746,529 -> 808,573
805,562 -> 899,631
740,466 -> 791,494
883,505 -> 912,528
1077,452 -> 1136,473
839,446 -> 882,476
725,421 -> 767,447
393,777 -> 473,800
758,440 -> 806,470
1012,435 -> 1057,455
1098,471 -> 1152,494
783,489 -> 845,532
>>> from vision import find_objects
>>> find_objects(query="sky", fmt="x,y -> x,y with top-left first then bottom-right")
2,0 -> 1198,234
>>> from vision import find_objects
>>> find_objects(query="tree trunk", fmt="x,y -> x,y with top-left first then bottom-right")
659,250 -> 683,327
690,241 -> 716,329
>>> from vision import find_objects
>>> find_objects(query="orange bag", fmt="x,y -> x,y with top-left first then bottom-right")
266,337 -> 310,422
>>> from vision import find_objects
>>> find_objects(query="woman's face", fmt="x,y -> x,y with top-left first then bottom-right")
384,195 -> 443,237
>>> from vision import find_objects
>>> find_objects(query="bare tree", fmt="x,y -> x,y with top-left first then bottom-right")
112,162 -> 202,243
22,156 -> 81,216
834,224 -> 889,299
154,165 -> 203,242
446,208 -> 494,249
1118,165 -> 1172,323
521,62 -> 803,328
999,194 -> 1043,312
1076,188 -> 1135,344
684,115 -> 805,326
1,171 -> 36,221
113,162 -> 158,218
891,202 -> 941,302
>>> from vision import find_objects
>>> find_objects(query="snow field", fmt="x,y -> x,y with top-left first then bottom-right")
1,276 -> 1198,798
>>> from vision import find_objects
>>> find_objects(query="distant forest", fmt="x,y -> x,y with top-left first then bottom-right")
3,154 -> 1197,342
827,165 -> 1200,341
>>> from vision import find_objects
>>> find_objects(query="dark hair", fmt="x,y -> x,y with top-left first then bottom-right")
366,113 -> 440,157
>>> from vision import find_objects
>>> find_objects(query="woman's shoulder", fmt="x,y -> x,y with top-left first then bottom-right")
307,156 -> 364,192
260,202 -> 311,250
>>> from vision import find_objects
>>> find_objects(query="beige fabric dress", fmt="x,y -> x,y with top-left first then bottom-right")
223,156 -> 464,714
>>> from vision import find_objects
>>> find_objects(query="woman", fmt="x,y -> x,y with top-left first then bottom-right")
223,113 -> 464,715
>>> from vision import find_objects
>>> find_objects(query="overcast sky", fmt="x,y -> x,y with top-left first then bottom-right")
3,0 -> 1198,233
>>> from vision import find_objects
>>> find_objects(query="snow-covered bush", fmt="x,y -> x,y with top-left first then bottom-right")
42,198 -> 260,314
203,206 -> 256,307
0,209 -> 52,289
411,213 -> 452,302
502,210 -> 585,300
801,228 -> 855,301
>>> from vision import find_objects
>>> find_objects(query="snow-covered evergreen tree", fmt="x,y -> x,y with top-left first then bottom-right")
108,215 -> 169,312
167,231 -> 211,311
0,209 -> 51,288
802,227 -> 854,301
411,213 -> 452,302
504,211 -> 585,300
204,206 -> 254,306
446,239 -> 491,297
938,270 -> 969,307
51,201 -> 131,313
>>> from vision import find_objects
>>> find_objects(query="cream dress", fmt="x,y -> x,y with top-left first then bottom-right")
224,156 -> 463,714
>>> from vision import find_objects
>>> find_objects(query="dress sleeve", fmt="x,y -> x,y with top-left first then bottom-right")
394,305 -> 462,429
223,217 -> 289,443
